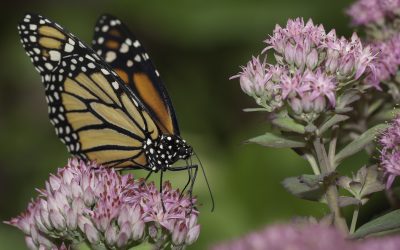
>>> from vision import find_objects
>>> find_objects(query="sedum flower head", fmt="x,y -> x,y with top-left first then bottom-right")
5,159 -> 199,250
211,222 -> 400,250
232,18 -> 375,122
364,34 -> 400,89
231,56 -> 284,112
211,223 -> 349,250
379,115 -> 400,188
347,0 -> 400,26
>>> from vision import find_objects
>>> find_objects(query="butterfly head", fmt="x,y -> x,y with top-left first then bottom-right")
160,134 -> 192,161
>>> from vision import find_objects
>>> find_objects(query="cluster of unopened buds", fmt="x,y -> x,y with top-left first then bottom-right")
6,159 -> 200,250
232,18 -> 375,123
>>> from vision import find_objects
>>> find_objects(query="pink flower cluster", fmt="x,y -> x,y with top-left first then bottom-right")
233,18 -> 375,118
365,34 -> 400,88
347,0 -> 400,26
211,223 -> 400,250
5,159 -> 200,249
379,115 -> 400,188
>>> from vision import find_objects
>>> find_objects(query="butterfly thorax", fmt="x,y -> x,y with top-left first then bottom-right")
143,134 -> 192,171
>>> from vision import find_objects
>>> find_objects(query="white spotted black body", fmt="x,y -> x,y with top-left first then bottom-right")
144,134 -> 193,171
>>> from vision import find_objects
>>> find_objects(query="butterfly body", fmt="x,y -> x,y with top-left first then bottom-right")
144,134 -> 192,172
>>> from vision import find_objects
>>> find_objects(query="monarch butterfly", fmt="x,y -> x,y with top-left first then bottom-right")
17,13 -> 213,210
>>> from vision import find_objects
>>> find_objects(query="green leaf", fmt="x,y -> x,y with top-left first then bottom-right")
243,108 -> 269,112
359,165 -> 385,197
272,116 -> 305,134
352,209 -> 400,238
367,99 -> 384,117
338,196 -> 361,207
370,108 -> 400,124
336,89 -> 361,111
246,132 -> 306,148
317,114 -> 350,136
282,175 -> 325,201
335,124 -> 389,166
338,166 -> 384,205
282,173 -> 338,201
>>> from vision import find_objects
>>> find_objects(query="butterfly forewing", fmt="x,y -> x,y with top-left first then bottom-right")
92,14 -> 180,136
17,13 -> 160,168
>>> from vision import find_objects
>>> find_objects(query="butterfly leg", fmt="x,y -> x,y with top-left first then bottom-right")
159,169 -> 166,212
139,170 -> 153,187
179,162 -> 193,198
166,165 -> 198,212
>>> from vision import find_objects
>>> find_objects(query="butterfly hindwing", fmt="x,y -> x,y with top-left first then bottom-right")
17,13 -> 160,168
92,14 -> 180,136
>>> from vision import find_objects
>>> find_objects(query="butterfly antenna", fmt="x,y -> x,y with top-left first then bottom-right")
194,150 -> 215,212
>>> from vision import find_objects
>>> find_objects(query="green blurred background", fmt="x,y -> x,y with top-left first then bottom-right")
0,0 -> 386,249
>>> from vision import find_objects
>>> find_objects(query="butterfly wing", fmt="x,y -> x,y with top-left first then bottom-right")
17,13 -> 160,168
91,14 -> 180,136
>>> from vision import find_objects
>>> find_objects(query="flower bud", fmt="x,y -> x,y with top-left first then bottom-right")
186,225 -> 200,245
85,223 -> 100,245
132,220 -> 145,241
105,225 -> 118,246
284,43 -> 296,64
117,233 -> 129,248
325,57 -> 339,73
289,98 -> 303,114
313,96 -> 326,113
172,222 -> 188,246
34,211 -> 48,234
301,95 -> 313,113
25,237 -> 36,250
49,209 -> 66,231
48,175 -> 61,191
239,75 -> 255,96
66,208 -> 77,230
83,187 -> 95,206
339,56 -> 355,76
148,224 -> 158,240
295,45 -> 305,68
306,48 -> 318,70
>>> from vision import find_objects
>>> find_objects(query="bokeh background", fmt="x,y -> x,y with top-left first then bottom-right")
0,0 -> 387,249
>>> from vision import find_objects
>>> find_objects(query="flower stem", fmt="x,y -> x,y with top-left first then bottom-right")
350,206 -> 360,234
304,153 -> 321,175
328,126 -> 338,169
313,138 -> 349,234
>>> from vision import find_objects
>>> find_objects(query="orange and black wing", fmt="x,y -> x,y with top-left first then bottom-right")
17,13 -> 160,168
91,14 -> 180,136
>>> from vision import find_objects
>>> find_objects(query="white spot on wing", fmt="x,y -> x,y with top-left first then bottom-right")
45,63 -> 53,70
112,81 -> 119,90
29,24 -> 37,30
64,43 -> 74,52
134,55 -> 141,62
133,40 -> 140,48
49,50 -> 61,61
101,25 -> 109,32
105,51 -> 116,62
88,62 -> 95,69
120,43 -> 129,53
